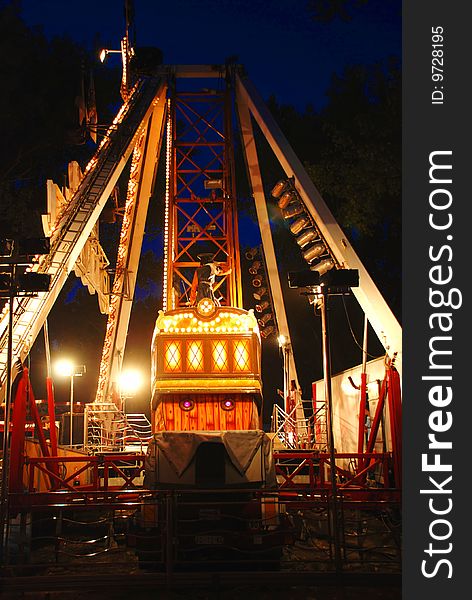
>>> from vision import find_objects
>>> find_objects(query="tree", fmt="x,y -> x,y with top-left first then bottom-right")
0,2 -> 120,238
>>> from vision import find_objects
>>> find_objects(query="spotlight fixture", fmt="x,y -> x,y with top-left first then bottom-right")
245,247 -> 259,261
270,179 -> 289,199
255,300 -> 270,313
282,203 -> 304,220
303,242 -> 326,263
248,261 -> 262,275
99,48 -> 122,63
310,257 -> 335,276
253,287 -> 267,301
290,216 -> 310,235
296,229 -> 317,248
251,275 -> 263,288
260,325 -> 276,339
258,313 -> 273,327
277,190 -> 297,210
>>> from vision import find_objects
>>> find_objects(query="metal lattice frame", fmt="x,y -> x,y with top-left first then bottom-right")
165,88 -> 242,309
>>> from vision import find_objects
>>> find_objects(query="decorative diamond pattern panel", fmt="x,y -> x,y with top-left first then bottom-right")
187,340 -> 204,372
164,341 -> 182,372
211,340 -> 228,372
233,339 -> 250,372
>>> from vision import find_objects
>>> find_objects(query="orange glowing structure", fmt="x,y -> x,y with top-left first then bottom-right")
149,81 -> 260,434
151,299 -> 262,432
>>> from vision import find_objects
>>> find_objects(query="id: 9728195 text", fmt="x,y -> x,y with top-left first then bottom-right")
431,26 -> 444,105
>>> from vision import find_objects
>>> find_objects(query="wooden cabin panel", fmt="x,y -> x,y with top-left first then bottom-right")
205,399 -> 215,429
152,393 -> 260,432
235,402 -> 243,430
164,403 -> 174,430
225,404 -> 236,429
213,399 -> 221,430
173,400 -> 182,431
241,401 -> 251,429
181,404 -> 191,430
189,406 -> 199,431
197,401 -> 207,430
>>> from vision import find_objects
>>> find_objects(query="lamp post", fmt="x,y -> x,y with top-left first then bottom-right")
1,236 -> 51,564
55,360 -> 86,446
118,368 -> 143,414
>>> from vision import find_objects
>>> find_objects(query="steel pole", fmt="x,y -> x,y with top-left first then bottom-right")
319,287 -> 342,572
0,283 -> 14,563
69,375 -> 74,447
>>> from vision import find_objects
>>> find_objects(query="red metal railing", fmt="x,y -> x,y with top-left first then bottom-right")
273,451 -> 393,490
25,454 -> 146,493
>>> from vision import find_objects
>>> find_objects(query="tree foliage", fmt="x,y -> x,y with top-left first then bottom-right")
267,59 -> 401,318
0,2 -> 120,238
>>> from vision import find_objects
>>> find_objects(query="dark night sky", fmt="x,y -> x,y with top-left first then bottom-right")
21,0 -> 401,110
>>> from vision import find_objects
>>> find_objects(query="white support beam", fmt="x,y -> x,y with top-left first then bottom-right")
98,90 -> 168,402
236,82 -> 301,402
236,74 -> 402,375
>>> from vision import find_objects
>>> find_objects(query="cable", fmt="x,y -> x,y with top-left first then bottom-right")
341,294 -> 381,360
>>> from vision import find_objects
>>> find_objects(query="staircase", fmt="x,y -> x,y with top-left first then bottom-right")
84,403 -> 152,453
0,76 -> 165,397
271,398 -> 328,450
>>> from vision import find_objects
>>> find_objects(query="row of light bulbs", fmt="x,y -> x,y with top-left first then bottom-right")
271,178 -> 335,276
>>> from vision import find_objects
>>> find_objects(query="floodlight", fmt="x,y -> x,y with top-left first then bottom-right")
260,325 -> 276,339
248,261 -> 261,275
289,216 -> 310,235
310,258 -> 335,276
296,229 -> 317,248
302,242 -> 326,263
118,369 -> 143,396
253,287 -> 266,301
278,190 -> 296,210
255,300 -> 270,313
282,203 -> 304,219
270,179 -> 289,199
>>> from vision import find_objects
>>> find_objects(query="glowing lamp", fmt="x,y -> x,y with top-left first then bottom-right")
118,369 -> 143,396
197,297 -> 216,316
296,229 -> 317,248
303,242 -> 326,263
290,216 -> 310,235
253,287 -> 267,301
255,300 -> 270,313
55,359 -> 74,378
278,190 -> 296,210
311,257 -> 335,276
260,325 -> 276,339
248,260 -> 261,275
270,179 -> 288,199
282,203 -> 304,220
258,313 -> 273,327
245,247 -> 259,260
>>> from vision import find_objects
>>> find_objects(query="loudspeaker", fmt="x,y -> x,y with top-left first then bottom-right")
60,413 -> 84,446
